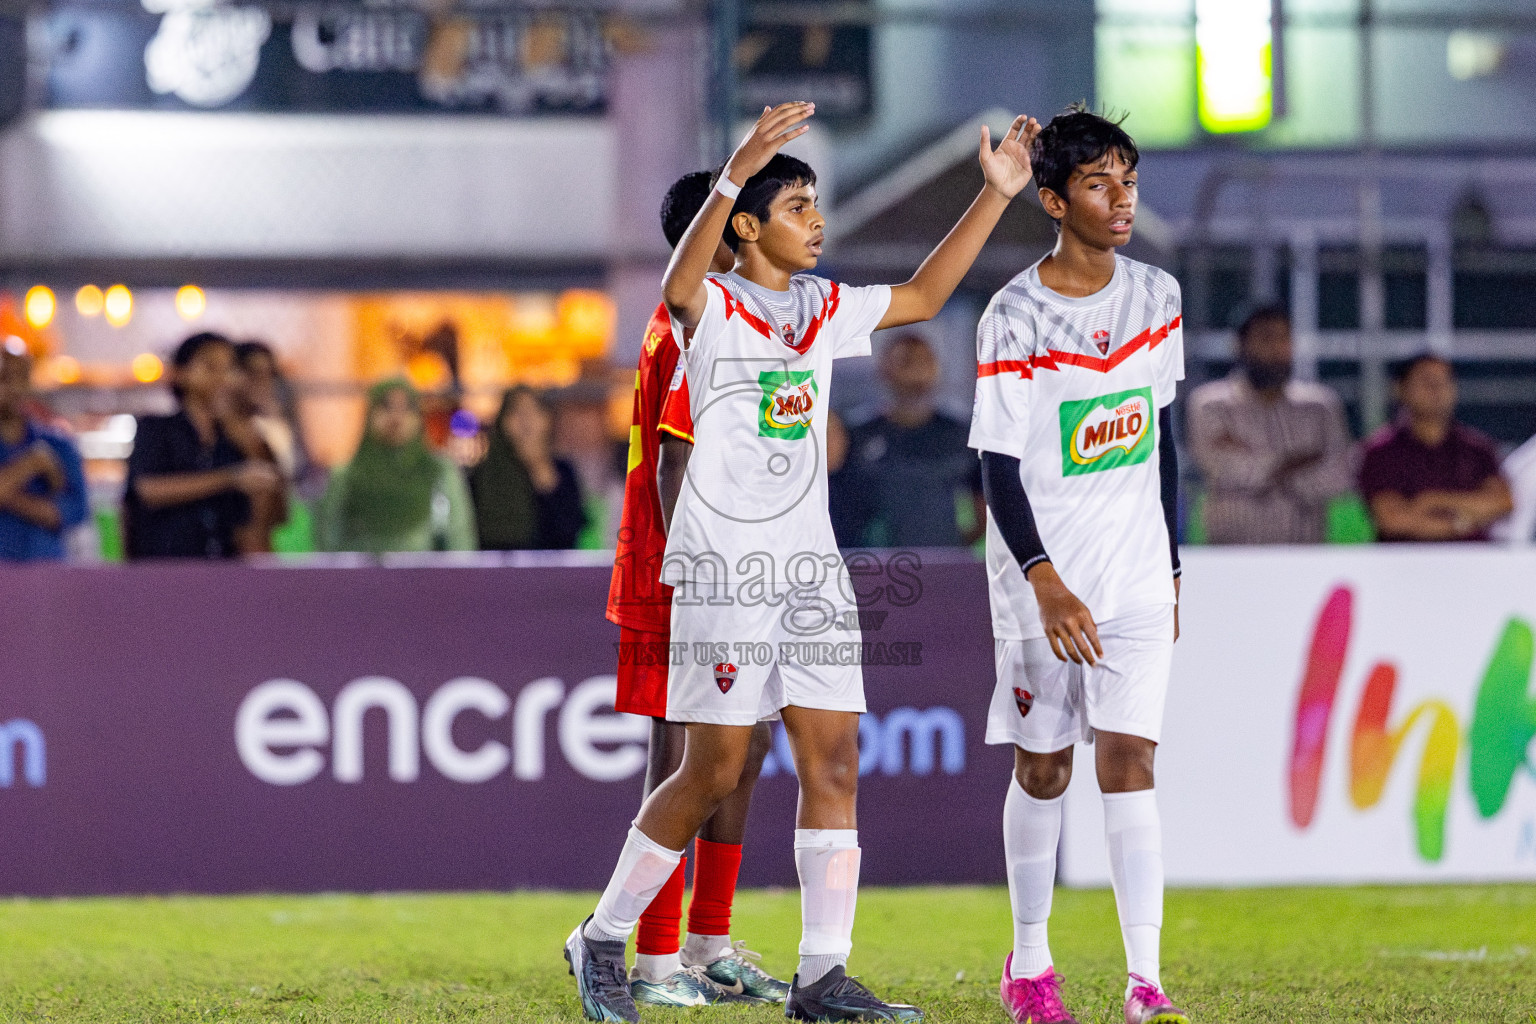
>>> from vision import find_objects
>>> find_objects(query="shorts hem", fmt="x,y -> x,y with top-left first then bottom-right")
1085,714 -> 1161,744
664,710 -> 774,726
984,729 -> 1083,754
613,699 -> 668,718
777,699 -> 867,715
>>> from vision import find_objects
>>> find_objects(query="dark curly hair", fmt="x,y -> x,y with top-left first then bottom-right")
660,171 -> 715,249
711,153 -> 818,252
1029,104 -> 1139,226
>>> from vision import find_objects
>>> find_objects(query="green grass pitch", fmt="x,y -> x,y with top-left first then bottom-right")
2,885 -> 1534,1022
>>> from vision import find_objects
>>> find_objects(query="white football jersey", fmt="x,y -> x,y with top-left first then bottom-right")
662,272 -> 891,590
968,255 -> 1183,640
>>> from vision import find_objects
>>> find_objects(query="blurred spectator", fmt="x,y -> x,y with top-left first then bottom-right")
235,341 -> 317,494
1187,306 -> 1355,544
1360,354 -> 1513,542
469,386 -> 586,550
1491,432 -> 1536,543
826,409 -> 866,549
317,378 -> 476,553
0,341 -> 87,561
124,333 -> 283,560
840,333 -> 984,547
551,376 -> 622,547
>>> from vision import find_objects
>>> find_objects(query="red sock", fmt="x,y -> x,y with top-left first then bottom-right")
635,860 -> 686,955
687,838 -> 743,938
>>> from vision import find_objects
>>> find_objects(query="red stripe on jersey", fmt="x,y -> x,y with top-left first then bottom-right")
976,359 -> 1034,379
792,281 -> 840,355
712,278 -> 774,339
976,315 -> 1180,379
710,277 -> 841,355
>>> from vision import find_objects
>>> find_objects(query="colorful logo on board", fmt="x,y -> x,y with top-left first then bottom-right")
1287,586 -> 1536,861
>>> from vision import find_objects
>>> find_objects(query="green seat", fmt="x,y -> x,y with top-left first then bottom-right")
1185,490 -> 1376,545
273,497 -> 316,555
576,493 -> 608,550
1326,493 -> 1376,544
96,507 -> 124,563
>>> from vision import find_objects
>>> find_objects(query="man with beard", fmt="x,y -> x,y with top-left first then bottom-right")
1186,305 -> 1355,544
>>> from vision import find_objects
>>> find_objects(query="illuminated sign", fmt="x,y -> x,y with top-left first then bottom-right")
1195,0 -> 1273,134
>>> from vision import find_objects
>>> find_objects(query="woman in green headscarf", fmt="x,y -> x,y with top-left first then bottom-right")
469,386 -> 587,550
317,378 -> 477,553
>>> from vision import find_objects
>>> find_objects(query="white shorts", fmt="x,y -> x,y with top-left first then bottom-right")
666,580 -> 866,726
986,604 -> 1174,752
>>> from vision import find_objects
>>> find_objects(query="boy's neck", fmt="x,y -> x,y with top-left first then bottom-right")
1037,229 -> 1117,298
731,248 -> 795,292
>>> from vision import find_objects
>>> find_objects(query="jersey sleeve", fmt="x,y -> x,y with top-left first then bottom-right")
1153,277 -> 1185,409
658,362 -> 694,443
967,307 -> 1033,460
674,276 -> 728,359
829,283 -> 892,360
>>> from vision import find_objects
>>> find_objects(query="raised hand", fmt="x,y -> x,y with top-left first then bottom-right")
979,114 -> 1041,200
723,102 -> 815,187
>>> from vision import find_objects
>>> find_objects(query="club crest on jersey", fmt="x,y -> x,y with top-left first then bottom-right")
757,369 -> 818,440
1058,386 -> 1155,476
1013,687 -> 1034,717
714,663 -> 738,694
780,323 -> 797,347
1093,329 -> 1111,355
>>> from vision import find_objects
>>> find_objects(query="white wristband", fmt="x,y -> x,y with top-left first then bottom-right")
715,176 -> 743,201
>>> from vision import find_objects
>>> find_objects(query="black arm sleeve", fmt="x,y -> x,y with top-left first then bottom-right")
980,450 -> 1050,577
1159,405 -> 1182,578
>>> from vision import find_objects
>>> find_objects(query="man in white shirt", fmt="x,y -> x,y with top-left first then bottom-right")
565,101 -> 1041,1023
970,107 -> 1191,1024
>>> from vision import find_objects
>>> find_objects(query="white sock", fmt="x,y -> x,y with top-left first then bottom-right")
632,951 -> 681,982
795,828 -> 860,985
585,825 -> 685,944
1103,789 -> 1163,996
1004,778 -> 1062,979
682,932 -> 731,965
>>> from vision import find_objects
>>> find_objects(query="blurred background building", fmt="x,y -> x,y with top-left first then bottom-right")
0,0 -> 1532,555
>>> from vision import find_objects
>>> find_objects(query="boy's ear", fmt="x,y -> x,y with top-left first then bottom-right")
1037,186 -> 1067,222
731,211 -> 762,245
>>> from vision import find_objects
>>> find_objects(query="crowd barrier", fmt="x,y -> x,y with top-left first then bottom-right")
0,547 -> 1530,896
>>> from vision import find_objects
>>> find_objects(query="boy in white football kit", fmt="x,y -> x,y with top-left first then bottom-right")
567,101 -> 1044,1023
655,270 -> 892,726
971,109 -> 1191,1024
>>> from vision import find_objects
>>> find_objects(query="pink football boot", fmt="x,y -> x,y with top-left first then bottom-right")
1123,973 -> 1190,1024
999,954 -> 1078,1023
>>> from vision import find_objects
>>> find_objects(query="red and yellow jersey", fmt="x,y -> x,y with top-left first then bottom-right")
606,303 -> 696,632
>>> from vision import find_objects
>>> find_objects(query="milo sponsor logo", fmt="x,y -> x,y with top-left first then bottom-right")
758,370 -> 818,439
1058,387 -> 1154,476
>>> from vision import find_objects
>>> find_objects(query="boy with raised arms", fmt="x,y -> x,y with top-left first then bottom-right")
606,170 -> 787,1008
970,108 -> 1190,1024
567,101 -> 1041,1022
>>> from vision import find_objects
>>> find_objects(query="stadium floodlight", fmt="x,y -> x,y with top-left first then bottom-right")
1195,0 -> 1273,134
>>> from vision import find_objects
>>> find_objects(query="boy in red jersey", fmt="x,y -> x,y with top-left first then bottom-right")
606,172 -> 787,1007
